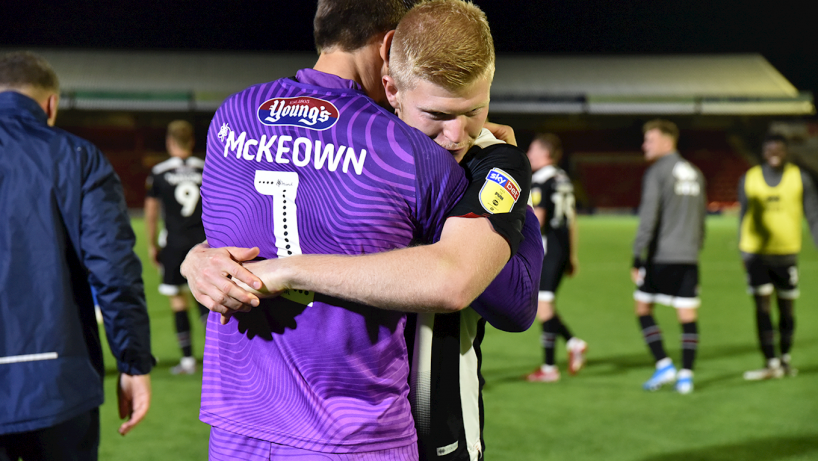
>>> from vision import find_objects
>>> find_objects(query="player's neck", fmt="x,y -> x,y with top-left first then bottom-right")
170,150 -> 192,160
648,150 -> 675,162
764,161 -> 786,172
314,44 -> 384,102
534,161 -> 556,172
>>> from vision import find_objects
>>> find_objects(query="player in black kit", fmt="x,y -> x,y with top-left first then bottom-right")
144,120 -> 208,375
525,133 -> 587,383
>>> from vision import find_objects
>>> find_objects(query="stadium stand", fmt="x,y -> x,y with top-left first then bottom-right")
564,129 -> 751,211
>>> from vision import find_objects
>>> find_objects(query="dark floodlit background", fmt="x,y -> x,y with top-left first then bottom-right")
3,3 -> 818,460
3,1 -> 817,96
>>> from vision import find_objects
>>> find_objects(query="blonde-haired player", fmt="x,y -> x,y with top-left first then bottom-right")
144,120 -> 208,375
632,119 -> 706,394
384,2 -> 539,459
184,1 -> 539,459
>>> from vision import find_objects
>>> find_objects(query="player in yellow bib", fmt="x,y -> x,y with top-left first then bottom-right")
738,133 -> 818,380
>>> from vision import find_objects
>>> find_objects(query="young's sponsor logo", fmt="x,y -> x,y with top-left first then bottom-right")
257,97 -> 339,131
479,168 -> 521,214
217,122 -> 368,176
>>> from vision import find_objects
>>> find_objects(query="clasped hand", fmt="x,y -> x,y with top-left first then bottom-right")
180,242 -> 289,324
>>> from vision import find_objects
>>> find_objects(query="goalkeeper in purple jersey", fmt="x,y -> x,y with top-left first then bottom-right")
184,1 -> 540,460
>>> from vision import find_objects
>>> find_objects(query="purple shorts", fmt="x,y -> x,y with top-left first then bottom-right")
208,426 -> 419,461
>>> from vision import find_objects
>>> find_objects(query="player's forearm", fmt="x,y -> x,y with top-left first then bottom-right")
84,168 -> 153,375
800,172 -> 818,246
533,207 -> 547,231
633,178 -> 660,261
471,209 -> 542,331
633,216 -> 656,262
737,175 -> 747,244
262,250 -> 485,313
143,198 -> 159,246
253,218 -> 510,313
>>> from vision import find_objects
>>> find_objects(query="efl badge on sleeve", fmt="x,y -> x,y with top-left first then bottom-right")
479,168 -> 521,214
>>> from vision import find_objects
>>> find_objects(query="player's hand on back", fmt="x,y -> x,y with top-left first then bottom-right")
484,121 -> 517,146
180,242 -> 263,317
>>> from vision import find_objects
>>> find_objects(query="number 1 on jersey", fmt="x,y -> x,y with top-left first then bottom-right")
254,171 -> 302,258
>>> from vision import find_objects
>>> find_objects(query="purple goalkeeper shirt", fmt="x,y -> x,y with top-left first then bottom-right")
199,68 -> 467,453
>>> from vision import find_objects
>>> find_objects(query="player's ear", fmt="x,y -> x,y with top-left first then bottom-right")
383,74 -> 400,111
379,30 -> 395,68
45,93 -> 59,127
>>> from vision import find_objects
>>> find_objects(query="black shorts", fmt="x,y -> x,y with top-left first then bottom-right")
744,255 -> 799,299
158,240 -> 198,296
634,263 -> 700,308
539,236 -> 569,301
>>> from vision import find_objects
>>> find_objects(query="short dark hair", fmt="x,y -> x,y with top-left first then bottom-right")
642,119 -> 679,143
0,51 -> 59,91
314,0 -> 418,53
167,120 -> 195,150
762,132 -> 788,147
532,133 -> 563,162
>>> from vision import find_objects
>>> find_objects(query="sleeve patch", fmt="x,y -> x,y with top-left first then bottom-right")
531,187 -> 542,206
480,168 -> 521,214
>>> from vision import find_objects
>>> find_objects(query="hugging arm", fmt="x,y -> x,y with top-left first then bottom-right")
470,207 -> 541,332
245,215 -> 510,314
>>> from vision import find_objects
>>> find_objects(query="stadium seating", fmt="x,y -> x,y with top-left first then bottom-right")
562,129 -> 751,211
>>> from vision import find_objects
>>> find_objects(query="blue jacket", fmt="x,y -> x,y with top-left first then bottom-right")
0,91 -> 154,434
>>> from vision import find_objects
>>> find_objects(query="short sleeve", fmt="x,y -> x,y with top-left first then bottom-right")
447,144 -> 532,256
530,179 -> 546,209
145,171 -> 159,199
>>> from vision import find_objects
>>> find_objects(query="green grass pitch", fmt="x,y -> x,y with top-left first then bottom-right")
97,216 -> 818,460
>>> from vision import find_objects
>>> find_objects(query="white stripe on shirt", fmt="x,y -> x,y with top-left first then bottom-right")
0,352 -> 58,365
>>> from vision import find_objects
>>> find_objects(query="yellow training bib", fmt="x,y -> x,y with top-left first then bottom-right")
739,164 -> 803,254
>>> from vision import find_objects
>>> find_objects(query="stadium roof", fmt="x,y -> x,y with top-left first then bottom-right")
4,49 -> 813,115
491,54 -> 814,115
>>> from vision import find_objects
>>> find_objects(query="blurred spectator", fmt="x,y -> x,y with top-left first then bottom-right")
631,119 -> 706,394
0,51 -> 153,459
738,133 -> 818,380
525,134 -> 587,383
144,120 -> 208,375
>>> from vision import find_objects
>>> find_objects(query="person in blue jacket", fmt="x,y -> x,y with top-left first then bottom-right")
0,51 -> 154,460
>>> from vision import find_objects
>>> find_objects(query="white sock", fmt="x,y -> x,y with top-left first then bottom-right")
567,337 -> 585,349
677,369 -> 693,379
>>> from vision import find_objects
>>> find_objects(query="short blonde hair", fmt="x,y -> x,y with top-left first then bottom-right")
389,0 -> 495,92
167,120 -> 195,150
